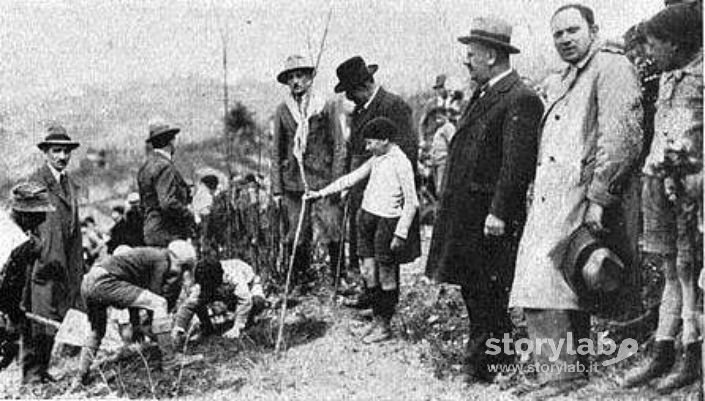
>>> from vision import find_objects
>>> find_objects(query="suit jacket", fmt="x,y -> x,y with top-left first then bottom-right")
349,87 -> 418,171
137,152 -> 193,247
426,71 -> 544,287
28,164 -> 85,329
271,99 -> 346,194
349,86 -> 421,264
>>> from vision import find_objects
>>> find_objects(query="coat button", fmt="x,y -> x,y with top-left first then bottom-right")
549,156 -> 556,162
554,115 -> 560,120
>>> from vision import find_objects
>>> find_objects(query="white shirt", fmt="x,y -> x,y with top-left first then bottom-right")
319,144 -> 419,239
46,162 -> 64,185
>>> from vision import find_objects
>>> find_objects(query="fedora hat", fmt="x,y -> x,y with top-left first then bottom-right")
458,16 -> 520,54
9,182 -> 55,213
334,56 -> 379,93
563,225 -> 624,300
432,74 -> 447,89
146,122 -> 180,144
36,124 -> 80,152
277,55 -> 315,85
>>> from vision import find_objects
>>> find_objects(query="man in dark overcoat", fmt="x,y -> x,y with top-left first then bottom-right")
271,54 -> 347,287
334,56 -> 421,308
137,123 -> 194,247
26,126 -> 84,383
424,17 -> 544,383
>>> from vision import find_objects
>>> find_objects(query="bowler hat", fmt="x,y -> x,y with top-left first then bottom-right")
432,74 -> 447,89
334,56 -> 379,93
458,17 -> 520,54
36,124 -> 80,152
9,182 -> 55,213
146,122 -> 180,144
277,55 -> 315,85
563,225 -> 624,300
361,117 -> 398,141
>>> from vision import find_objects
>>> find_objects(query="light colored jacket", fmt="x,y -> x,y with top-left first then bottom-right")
510,41 -> 643,310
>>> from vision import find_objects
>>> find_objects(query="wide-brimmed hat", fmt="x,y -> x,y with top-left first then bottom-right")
277,55 -> 315,85
334,56 -> 379,93
458,16 -> 520,54
563,225 -> 624,299
146,122 -> 180,144
432,74 -> 447,89
9,182 -> 55,213
36,124 -> 80,152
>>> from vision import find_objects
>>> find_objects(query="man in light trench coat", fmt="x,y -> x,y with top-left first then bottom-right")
509,4 -> 643,398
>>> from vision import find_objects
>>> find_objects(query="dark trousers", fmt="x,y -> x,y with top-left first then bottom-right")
371,287 -> 399,321
20,321 -> 54,383
460,238 -> 516,379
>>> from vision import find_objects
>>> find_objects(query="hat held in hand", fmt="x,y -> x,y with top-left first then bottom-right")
10,182 -> 56,213
563,225 -> 624,299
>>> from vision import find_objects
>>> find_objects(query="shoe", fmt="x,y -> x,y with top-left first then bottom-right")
621,340 -> 675,388
656,341 -> 701,393
362,319 -> 392,344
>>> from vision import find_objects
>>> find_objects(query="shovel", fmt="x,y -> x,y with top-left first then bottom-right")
26,308 -> 91,348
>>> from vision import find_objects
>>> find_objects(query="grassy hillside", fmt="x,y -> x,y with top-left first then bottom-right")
0,75 -> 281,187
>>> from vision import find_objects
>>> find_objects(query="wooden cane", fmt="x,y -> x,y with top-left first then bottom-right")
331,198 -> 350,304
274,197 -> 308,354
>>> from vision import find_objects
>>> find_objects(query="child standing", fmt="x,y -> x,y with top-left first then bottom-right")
306,117 -> 419,343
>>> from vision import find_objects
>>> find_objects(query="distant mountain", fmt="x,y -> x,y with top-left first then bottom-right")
0,75 -> 281,185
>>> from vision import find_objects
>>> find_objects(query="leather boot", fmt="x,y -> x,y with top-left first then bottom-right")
656,341 -> 702,393
621,340 -> 676,388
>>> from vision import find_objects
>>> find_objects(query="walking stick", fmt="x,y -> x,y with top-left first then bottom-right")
331,197 -> 350,304
274,5 -> 334,356
274,197 -> 308,354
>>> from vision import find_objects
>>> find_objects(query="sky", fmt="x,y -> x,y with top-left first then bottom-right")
0,0 -> 663,103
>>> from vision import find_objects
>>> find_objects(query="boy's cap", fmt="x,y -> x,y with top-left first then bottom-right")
361,117 -> 399,141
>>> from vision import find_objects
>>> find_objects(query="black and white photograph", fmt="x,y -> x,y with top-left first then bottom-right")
0,0 -> 702,399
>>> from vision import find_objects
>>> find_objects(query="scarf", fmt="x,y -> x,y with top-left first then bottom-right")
284,91 -> 326,186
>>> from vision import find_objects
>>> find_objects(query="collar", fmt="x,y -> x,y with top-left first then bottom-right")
362,85 -> 381,110
46,162 -> 64,183
154,148 -> 172,161
562,39 -> 602,78
486,68 -> 514,90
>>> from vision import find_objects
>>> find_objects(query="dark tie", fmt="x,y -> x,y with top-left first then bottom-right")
60,174 -> 70,197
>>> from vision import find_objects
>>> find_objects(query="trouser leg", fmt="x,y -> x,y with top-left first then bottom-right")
20,320 -> 55,384
656,256 -> 683,341
524,308 -> 590,384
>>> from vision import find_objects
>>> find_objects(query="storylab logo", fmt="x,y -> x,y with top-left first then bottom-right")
486,332 -> 639,366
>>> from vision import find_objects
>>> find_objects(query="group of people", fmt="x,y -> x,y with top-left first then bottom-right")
0,0 -> 702,398
0,119 -> 268,387
272,0 -> 703,399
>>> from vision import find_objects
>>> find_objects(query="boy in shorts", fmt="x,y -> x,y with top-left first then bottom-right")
306,117 -> 419,343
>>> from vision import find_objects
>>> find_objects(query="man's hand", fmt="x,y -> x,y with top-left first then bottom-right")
584,201 -> 605,234
390,235 -> 406,252
483,214 -> 506,237
273,195 -> 282,205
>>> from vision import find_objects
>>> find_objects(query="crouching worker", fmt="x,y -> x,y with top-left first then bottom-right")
171,258 -> 266,346
306,117 -> 420,343
76,241 -> 196,385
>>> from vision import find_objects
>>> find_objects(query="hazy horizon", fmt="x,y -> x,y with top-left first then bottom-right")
0,0 -> 662,103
